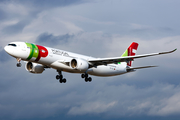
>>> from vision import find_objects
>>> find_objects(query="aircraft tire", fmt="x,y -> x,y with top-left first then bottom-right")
56,75 -> 63,80
85,78 -> 88,82
81,74 -> 85,78
59,79 -> 62,83
85,74 -> 88,78
63,79 -> 66,83
16,63 -> 21,67
88,77 -> 92,82
60,75 -> 63,79
56,75 -> 60,80
59,78 -> 66,83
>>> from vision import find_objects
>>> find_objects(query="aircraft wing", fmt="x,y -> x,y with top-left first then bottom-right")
88,49 -> 177,66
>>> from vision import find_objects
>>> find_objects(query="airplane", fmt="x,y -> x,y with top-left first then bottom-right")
4,42 -> 176,83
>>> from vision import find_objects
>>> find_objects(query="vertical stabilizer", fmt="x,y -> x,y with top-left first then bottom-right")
121,42 -> 139,66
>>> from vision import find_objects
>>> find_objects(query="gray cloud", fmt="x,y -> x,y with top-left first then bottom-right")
0,0 -> 86,8
36,33 -> 74,46
0,50 -> 12,62
0,0 -> 180,120
129,27 -> 175,39
0,65 -> 180,119
0,8 -> 6,21
26,0 -> 85,8
0,0 -> 87,35
2,19 -> 31,34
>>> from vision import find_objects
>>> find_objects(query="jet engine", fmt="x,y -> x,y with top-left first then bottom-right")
70,58 -> 89,71
25,62 -> 44,74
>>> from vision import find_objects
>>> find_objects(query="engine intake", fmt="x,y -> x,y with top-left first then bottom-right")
25,62 -> 44,74
70,58 -> 89,71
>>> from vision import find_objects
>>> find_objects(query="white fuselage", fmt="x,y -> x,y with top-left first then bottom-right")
4,42 -> 128,76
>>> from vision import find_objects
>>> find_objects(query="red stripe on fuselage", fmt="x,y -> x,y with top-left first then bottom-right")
35,45 -> 48,62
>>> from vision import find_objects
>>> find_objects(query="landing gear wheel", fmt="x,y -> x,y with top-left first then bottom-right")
56,70 -> 66,83
16,58 -> 22,67
56,75 -> 60,79
59,79 -> 63,83
56,75 -> 63,80
84,77 -> 92,82
85,74 -> 88,78
60,75 -> 63,79
83,73 -> 92,82
81,74 -> 85,78
16,63 -> 21,67
59,78 -> 66,83
88,77 -> 92,82
85,78 -> 88,82
63,78 -> 66,83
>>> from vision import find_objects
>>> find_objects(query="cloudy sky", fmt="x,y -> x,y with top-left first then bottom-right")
0,0 -> 180,120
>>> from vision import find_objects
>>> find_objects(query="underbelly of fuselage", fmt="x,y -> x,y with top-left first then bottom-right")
50,63 -> 127,77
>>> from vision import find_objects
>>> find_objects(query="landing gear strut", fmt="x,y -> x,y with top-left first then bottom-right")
16,58 -> 21,67
81,73 -> 92,82
56,70 -> 66,83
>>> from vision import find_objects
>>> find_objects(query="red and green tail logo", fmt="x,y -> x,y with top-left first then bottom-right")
26,43 -> 48,61
121,42 -> 139,66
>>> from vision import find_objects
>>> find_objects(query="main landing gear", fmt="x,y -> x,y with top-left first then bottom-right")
55,71 -> 92,83
81,73 -> 92,82
56,70 -> 66,83
16,58 -> 22,67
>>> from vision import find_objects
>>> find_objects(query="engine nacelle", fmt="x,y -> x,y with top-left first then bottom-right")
70,58 -> 89,71
25,62 -> 44,74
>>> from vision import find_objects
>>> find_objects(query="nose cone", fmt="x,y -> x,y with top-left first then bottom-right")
4,46 -> 14,56
4,46 -> 8,52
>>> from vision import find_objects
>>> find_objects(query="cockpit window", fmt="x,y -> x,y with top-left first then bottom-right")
8,44 -> 17,47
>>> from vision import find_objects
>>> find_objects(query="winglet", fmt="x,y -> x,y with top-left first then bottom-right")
159,48 -> 177,55
170,48 -> 177,53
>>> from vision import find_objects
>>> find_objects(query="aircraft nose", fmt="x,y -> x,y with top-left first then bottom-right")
4,46 -> 14,55
4,46 -> 8,52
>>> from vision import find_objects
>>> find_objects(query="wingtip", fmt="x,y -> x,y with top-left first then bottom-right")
172,48 -> 177,52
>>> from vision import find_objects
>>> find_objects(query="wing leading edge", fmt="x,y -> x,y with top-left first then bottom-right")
88,49 -> 177,66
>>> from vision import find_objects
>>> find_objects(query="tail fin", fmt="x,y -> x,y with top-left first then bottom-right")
121,42 -> 139,66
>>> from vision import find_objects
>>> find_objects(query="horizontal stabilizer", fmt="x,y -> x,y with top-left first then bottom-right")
127,65 -> 157,71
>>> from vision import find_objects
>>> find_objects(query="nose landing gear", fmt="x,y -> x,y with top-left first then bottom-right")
16,58 -> 21,67
81,73 -> 92,82
56,70 -> 66,83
